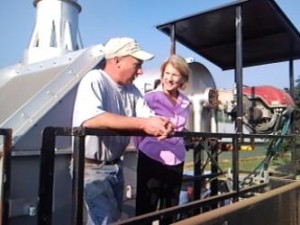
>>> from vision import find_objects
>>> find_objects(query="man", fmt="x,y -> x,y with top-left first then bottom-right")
72,37 -> 173,225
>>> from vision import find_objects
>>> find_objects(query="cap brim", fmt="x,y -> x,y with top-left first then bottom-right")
131,50 -> 154,61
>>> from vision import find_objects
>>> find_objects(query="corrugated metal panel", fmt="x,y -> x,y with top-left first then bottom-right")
0,65 -> 67,122
0,44 -> 105,146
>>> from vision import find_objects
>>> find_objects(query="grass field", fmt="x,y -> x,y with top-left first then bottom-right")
183,143 -> 291,173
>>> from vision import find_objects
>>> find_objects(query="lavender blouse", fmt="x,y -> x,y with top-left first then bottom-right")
138,86 -> 191,165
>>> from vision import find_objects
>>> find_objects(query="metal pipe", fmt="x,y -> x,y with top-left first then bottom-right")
37,127 -> 56,225
0,128 -> 12,225
235,6 -> 243,134
170,23 -> 176,55
71,130 -> 85,225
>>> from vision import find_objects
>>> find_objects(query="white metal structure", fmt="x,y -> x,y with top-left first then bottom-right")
0,1 -> 105,223
24,0 -> 83,64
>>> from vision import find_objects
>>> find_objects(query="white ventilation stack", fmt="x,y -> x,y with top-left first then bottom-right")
23,0 -> 83,64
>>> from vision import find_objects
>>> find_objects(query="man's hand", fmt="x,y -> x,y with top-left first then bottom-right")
142,116 -> 174,140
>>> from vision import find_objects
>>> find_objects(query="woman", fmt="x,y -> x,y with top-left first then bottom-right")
135,54 -> 191,224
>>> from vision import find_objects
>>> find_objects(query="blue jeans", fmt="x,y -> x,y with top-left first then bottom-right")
84,162 -> 124,225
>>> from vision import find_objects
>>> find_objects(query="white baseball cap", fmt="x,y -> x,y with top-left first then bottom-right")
104,37 -> 154,61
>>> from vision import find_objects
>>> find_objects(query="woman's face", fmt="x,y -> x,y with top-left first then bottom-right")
161,63 -> 184,93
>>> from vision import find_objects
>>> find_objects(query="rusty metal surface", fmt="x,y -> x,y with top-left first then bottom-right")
174,179 -> 300,225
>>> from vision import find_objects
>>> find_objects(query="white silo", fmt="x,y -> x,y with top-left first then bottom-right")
24,0 -> 83,64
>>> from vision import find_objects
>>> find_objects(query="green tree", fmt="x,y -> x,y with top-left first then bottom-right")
280,76 -> 300,174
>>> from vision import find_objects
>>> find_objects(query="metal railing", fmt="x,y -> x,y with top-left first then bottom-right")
36,126 -> 294,225
0,128 -> 12,225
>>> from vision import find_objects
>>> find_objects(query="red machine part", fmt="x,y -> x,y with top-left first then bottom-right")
243,85 -> 295,108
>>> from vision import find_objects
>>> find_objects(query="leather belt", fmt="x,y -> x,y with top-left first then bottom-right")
85,157 -> 121,165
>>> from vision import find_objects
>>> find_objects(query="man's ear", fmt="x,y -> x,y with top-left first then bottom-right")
114,56 -> 122,63
114,56 -> 123,68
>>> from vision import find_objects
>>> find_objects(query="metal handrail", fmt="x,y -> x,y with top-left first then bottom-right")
36,126 -> 295,225
0,128 -> 12,225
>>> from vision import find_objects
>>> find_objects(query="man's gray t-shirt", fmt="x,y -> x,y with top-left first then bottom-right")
72,69 -> 151,161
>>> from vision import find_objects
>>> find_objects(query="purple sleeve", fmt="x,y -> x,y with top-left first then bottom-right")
144,92 -> 156,109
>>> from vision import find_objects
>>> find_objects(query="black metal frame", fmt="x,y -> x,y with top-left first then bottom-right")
36,126 -> 294,225
0,128 -> 12,225
160,0 -> 299,174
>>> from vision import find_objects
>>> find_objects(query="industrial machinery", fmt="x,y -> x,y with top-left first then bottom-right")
231,85 -> 295,135
225,85 -> 295,186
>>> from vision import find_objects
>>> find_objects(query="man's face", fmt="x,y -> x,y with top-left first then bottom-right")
118,56 -> 143,84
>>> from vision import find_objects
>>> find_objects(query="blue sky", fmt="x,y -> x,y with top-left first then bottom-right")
0,0 -> 299,89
